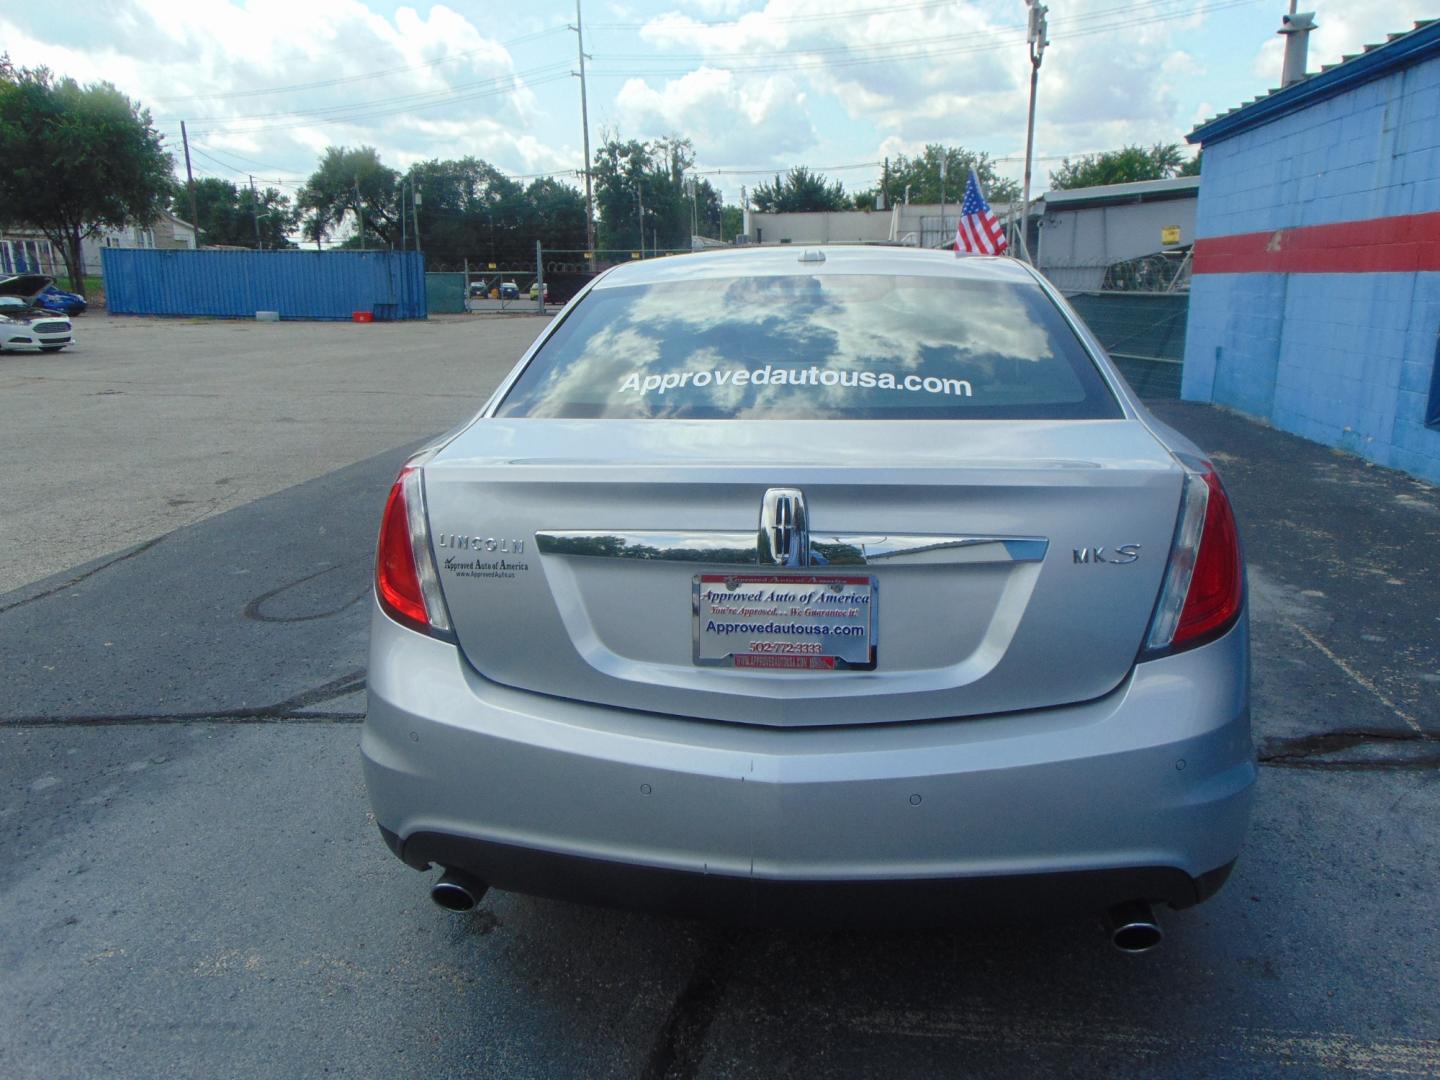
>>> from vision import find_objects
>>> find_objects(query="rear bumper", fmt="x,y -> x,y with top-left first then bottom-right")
363,601 -> 1254,922
384,827 -> 1236,927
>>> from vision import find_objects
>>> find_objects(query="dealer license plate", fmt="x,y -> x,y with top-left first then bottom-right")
692,574 -> 876,670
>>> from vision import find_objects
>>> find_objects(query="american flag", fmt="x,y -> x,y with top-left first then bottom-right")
954,170 -> 1009,255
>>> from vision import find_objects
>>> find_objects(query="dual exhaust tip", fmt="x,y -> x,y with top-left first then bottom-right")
429,869 -> 1163,953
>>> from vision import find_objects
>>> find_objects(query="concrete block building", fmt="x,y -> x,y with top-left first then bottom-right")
1183,19 -> 1440,482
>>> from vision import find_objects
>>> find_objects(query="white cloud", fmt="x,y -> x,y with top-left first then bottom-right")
615,67 -> 816,161
0,1 -> 565,184
623,0 -> 1245,186
7,0 -> 1433,205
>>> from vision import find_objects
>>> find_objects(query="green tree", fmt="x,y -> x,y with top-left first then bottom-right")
720,204 -> 744,240
1049,143 -> 1187,190
858,145 -> 1020,207
0,59 -> 173,293
750,166 -> 848,213
298,146 -> 401,248
1179,151 -> 1203,178
591,135 -> 700,252
404,156 -> 522,265
520,176 -> 588,253
180,177 -> 296,249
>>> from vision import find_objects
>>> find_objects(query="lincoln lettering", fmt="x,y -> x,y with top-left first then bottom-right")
436,534 -> 525,554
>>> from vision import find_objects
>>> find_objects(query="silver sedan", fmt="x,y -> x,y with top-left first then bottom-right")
362,246 -> 1253,951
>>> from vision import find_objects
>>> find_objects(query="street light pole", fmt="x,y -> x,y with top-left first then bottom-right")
939,153 -> 947,249
636,185 -> 644,257
1020,0 -> 1049,263
250,175 -> 262,249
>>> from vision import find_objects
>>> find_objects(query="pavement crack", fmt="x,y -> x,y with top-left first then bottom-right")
1259,728 -> 1440,770
242,563 -> 369,623
1,712 -> 365,728
640,930 -> 739,1080
0,669 -> 367,728
0,536 -> 165,616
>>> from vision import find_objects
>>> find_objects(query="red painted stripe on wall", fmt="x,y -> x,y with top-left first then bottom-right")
1192,210 -> 1440,274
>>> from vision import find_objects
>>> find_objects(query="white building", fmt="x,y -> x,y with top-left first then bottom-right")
84,209 -> 198,274
0,229 -> 62,277
742,202 -> 1018,250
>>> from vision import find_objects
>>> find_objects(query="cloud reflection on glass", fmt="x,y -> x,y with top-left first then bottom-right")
498,274 -> 1115,421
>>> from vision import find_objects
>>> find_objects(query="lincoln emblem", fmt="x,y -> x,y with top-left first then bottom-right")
759,488 -> 809,567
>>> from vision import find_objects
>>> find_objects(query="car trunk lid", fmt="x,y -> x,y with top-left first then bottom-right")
424,417 -> 1182,727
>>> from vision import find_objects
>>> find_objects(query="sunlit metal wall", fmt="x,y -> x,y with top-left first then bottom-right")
101,249 -> 427,320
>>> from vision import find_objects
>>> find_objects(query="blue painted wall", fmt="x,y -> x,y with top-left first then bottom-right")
102,249 -> 427,321
1184,50 -> 1440,482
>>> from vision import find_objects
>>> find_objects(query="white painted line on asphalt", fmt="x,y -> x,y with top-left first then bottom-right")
1289,620 -> 1424,735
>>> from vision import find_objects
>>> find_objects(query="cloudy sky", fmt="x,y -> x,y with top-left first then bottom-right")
1,0 -> 1431,205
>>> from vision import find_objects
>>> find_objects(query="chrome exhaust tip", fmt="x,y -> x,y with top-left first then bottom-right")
430,868 -> 489,912
1105,900 -> 1163,953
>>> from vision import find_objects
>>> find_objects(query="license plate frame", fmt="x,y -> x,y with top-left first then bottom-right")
692,573 -> 877,671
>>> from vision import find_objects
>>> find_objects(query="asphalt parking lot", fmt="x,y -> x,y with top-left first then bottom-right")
2,316 -> 1438,1079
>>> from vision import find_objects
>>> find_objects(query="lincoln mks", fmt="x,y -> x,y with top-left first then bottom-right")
362,246 -> 1253,950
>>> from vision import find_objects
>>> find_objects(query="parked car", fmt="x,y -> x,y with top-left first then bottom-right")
498,280 -> 520,300
0,275 -> 75,352
528,281 -> 550,303
36,283 -> 87,316
363,247 -> 1252,949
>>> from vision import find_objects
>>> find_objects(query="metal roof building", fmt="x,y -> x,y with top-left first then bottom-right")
1034,176 -> 1200,293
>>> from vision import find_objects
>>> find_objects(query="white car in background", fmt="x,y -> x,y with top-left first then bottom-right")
0,275 -> 75,352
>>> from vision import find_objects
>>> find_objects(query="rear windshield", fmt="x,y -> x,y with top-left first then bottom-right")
495,273 -> 1121,420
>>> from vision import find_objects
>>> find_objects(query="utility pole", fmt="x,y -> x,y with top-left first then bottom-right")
1021,0 -> 1049,263
181,122 -> 201,247
412,186 -> 423,254
250,175 -> 261,249
572,0 -> 596,259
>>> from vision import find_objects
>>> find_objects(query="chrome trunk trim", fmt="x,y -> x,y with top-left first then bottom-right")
535,530 -> 1047,566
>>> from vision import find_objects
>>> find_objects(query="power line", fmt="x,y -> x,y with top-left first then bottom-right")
152,23 -> 572,105
589,0 -> 1259,68
186,70 -> 574,137
188,144 -> 308,184
693,160 -> 883,176
190,142 -> 306,176
592,0 -> 1243,35
172,61 -> 570,126
587,0 -> 963,30
586,0 -> 1257,82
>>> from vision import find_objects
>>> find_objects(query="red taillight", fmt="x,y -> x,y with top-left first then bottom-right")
375,465 -> 450,636
1145,462 -> 1244,655
1173,468 -> 1243,647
